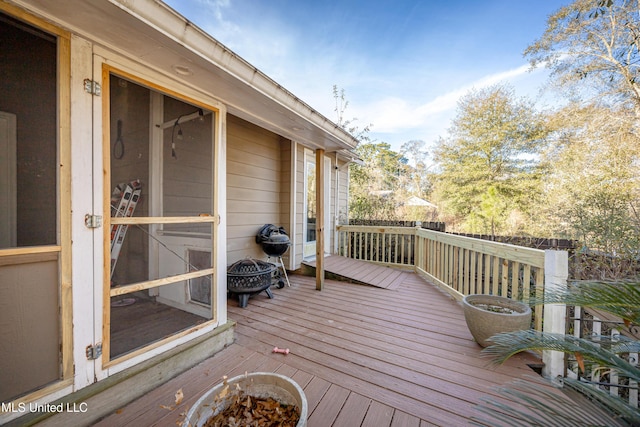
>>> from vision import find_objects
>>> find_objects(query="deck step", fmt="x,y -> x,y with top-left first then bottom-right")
302,255 -> 408,290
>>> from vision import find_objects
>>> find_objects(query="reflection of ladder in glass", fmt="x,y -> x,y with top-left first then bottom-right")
110,179 -> 142,279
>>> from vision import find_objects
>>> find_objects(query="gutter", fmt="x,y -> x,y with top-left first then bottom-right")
109,0 -> 360,150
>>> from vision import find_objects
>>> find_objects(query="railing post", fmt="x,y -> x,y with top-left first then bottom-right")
542,249 -> 568,380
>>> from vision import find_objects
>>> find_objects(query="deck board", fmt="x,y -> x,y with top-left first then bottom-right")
90,272 -> 594,427
332,392 -> 372,427
303,255 -> 408,289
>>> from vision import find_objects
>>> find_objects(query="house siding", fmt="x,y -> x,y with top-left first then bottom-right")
226,114 -> 287,264
279,140 -> 292,268
337,158 -> 350,225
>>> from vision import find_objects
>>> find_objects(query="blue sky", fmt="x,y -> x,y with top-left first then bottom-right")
165,0 -> 569,152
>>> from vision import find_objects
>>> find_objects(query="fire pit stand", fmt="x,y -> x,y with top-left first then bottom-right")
227,258 -> 276,308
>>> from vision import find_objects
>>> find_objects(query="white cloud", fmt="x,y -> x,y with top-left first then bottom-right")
167,1 -> 554,152
353,64 -> 534,134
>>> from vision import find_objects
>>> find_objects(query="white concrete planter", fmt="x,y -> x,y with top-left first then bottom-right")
462,294 -> 532,347
183,372 -> 307,427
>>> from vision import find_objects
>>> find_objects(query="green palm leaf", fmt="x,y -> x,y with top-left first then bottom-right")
473,377 -> 637,426
483,330 -> 640,381
530,280 -> 640,325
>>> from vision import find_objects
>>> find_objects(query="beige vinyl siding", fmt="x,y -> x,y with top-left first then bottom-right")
337,158 -> 350,225
328,156 -> 336,247
226,115 -> 291,264
279,142 -> 292,267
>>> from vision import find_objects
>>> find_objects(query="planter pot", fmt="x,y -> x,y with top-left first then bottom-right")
183,372 -> 307,427
462,294 -> 532,347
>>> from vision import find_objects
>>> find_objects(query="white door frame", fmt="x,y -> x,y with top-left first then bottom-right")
303,149 -> 332,259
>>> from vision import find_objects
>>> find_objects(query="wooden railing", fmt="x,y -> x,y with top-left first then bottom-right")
337,225 -> 546,330
337,225 -> 417,267
336,226 -> 640,411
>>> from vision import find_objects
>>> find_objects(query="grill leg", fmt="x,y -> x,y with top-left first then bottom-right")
265,288 -> 274,299
238,294 -> 249,308
278,256 -> 291,287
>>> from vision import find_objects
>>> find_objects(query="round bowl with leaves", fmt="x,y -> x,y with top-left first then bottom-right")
183,372 -> 307,427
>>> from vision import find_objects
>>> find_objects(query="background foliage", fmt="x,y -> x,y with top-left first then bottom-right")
345,0 -> 640,269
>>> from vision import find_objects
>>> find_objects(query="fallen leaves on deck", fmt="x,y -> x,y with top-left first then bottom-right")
160,388 -> 185,411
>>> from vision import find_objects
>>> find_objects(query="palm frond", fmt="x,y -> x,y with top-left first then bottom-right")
528,280 -> 640,325
482,330 -> 640,381
478,278 -> 640,425
563,378 -> 640,425
473,378 -> 633,427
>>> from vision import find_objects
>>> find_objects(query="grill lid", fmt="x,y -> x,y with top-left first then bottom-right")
255,224 -> 289,244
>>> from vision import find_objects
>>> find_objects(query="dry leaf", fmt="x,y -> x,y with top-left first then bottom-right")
160,404 -> 173,411
218,384 -> 230,399
575,352 -> 585,373
175,388 -> 184,406
202,390 -> 299,426
115,409 -> 123,414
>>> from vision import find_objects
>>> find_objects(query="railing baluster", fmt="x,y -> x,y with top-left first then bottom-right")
592,317 -> 602,385
630,352 -> 638,408
522,264 -> 531,304
449,244 -> 455,288
443,243 -> 449,285
470,250 -> 477,294
534,267 -> 544,331
366,232 -> 371,262
401,233 -> 406,265
567,305 -> 582,380
464,249 -> 471,295
394,233 -> 399,264
382,232 -> 387,263
610,329 -> 620,398
511,262 -> 520,300
491,255 -> 499,296
457,246 -> 463,293
477,253 -> 488,294
501,259 -> 509,298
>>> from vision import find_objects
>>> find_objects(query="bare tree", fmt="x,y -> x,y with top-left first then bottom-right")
526,0 -> 640,113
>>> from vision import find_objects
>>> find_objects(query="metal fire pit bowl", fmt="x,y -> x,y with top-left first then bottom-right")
227,258 -> 276,308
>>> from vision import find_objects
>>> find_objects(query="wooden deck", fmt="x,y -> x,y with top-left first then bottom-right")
303,255 -> 409,289
88,271 -> 565,427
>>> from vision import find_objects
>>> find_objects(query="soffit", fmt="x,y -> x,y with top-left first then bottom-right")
13,0 -> 358,152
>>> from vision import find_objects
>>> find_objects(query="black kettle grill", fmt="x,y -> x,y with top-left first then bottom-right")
256,224 -> 291,287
